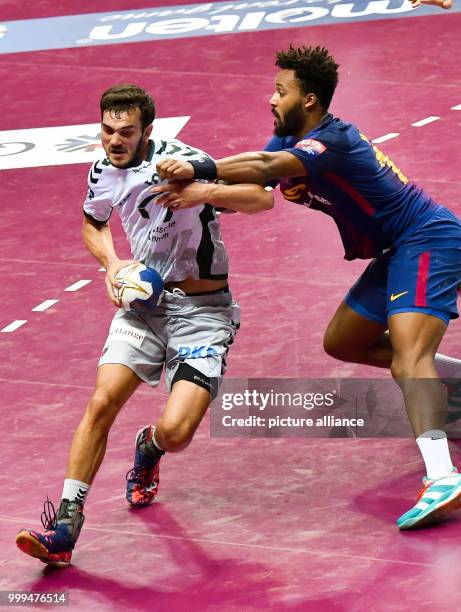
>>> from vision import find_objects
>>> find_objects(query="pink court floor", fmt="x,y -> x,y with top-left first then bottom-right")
1,1 -> 461,610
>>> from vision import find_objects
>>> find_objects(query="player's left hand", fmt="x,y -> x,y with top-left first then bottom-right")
151,180 -> 212,209
105,258 -> 140,308
408,0 -> 452,8
157,158 -> 195,180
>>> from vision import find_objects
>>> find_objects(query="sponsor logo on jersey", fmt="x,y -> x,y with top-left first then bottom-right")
178,345 -> 219,359
131,161 -> 151,172
296,139 -> 326,156
390,291 -> 409,301
117,192 -> 132,207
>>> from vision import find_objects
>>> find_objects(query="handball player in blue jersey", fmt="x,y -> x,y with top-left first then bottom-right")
156,45 -> 461,530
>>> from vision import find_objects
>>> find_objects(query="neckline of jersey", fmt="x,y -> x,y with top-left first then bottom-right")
306,112 -> 334,139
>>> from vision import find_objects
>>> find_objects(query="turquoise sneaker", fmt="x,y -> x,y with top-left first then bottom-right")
397,469 -> 461,530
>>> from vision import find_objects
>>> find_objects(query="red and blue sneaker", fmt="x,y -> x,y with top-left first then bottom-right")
16,498 -> 84,567
126,425 -> 164,507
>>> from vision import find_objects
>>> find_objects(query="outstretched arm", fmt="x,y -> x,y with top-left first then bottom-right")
216,150 -> 307,184
157,150 -> 307,185
151,180 -> 274,214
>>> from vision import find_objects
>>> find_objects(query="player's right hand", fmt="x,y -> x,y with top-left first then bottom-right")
105,259 -> 139,308
157,158 -> 195,180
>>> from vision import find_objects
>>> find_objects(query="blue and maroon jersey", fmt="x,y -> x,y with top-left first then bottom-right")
265,114 -> 440,260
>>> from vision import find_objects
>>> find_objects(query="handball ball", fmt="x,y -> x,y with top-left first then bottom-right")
114,263 -> 164,312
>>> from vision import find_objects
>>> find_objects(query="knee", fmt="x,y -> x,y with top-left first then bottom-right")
323,328 -> 349,362
390,357 -> 409,381
83,388 -> 124,431
156,419 -> 194,453
390,353 -> 433,381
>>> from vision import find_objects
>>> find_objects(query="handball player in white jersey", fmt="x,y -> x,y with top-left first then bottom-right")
16,84 -> 273,567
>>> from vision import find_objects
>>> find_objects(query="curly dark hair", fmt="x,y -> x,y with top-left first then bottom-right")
275,45 -> 339,110
100,84 -> 156,130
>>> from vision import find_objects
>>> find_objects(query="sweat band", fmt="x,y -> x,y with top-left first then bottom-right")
189,157 -> 217,181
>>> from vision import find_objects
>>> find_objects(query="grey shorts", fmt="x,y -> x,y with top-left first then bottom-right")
99,288 -> 240,398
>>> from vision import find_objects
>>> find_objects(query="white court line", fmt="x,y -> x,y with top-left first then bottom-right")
1,320 -> 27,333
0,515 -> 440,568
372,133 -> 400,144
64,279 -> 92,292
0,257 -> 96,268
411,116 -> 440,127
0,377 -> 156,395
82,527 -> 434,567
32,299 -> 59,312
451,104 -> 461,110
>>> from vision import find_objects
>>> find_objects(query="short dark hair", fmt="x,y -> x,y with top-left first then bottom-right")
100,84 -> 156,130
275,45 -> 339,109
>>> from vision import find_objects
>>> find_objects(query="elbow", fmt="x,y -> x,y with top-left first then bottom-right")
82,217 -> 90,243
246,190 -> 274,214
260,190 -> 275,212
82,215 -> 107,244
265,191 -> 275,210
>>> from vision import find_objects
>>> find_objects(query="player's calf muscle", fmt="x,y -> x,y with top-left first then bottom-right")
156,385 -> 211,451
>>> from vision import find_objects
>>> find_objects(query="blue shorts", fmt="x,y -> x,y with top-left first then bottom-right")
345,207 -> 461,326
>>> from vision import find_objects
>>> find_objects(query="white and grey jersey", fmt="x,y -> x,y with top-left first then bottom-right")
83,138 -> 228,283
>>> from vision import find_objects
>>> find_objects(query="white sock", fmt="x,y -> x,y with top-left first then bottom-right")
435,353 -> 461,379
416,430 -> 454,480
141,426 -> 164,459
62,479 -> 90,506
152,428 -> 164,452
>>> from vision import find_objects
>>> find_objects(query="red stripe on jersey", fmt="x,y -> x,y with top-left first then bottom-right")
324,172 -> 375,216
415,251 -> 431,307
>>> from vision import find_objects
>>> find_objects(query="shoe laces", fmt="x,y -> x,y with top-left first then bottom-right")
40,497 -> 57,531
126,465 -> 150,485
417,467 -> 459,499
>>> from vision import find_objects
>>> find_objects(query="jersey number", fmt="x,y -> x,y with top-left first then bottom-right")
360,133 -> 408,184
